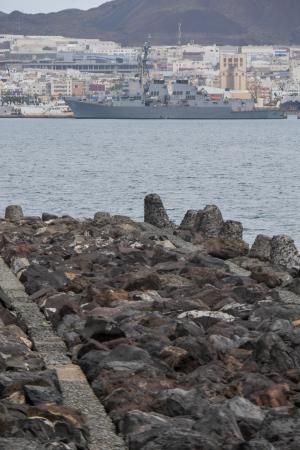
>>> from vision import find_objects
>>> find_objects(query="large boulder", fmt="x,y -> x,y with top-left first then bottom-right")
194,205 -> 224,237
220,220 -> 243,240
270,235 -> 300,272
144,194 -> 171,228
82,316 -> 125,342
200,237 -> 249,260
179,210 -> 198,230
249,234 -> 272,261
5,205 -> 24,222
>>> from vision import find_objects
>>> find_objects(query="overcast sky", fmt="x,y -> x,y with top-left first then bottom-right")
1,1 -> 107,13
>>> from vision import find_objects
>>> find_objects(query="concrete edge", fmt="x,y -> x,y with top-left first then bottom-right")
0,257 -> 126,450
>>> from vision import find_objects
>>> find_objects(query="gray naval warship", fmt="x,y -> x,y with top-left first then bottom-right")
66,43 -> 286,120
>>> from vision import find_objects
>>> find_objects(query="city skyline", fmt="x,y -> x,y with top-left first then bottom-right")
1,0 -> 106,13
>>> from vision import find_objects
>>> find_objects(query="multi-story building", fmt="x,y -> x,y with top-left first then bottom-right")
220,52 -> 247,90
50,78 -> 72,97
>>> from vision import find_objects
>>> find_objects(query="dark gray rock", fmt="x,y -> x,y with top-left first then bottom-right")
221,220 -> 243,240
0,439 -> 41,450
154,388 -> 208,418
94,211 -> 111,224
260,409 -> 300,449
119,410 -> 172,435
128,428 -> 220,450
240,439 -> 275,450
82,316 -> 125,342
194,205 -> 224,237
144,194 -> 171,228
24,385 -> 62,405
97,344 -> 155,372
20,264 -> 67,295
202,237 -> 249,260
254,332 -> 300,372
5,205 -> 24,222
79,349 -> 108,381
193,404 -> 243,445
42,213 -> 58,221
179,210 -> 198,230
189,253 -> 226,269
249,234 -> 272,261
227,397 -> 265,424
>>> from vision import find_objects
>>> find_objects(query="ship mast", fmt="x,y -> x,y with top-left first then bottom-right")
177,22 -> 182,46
138,40 -> 151,86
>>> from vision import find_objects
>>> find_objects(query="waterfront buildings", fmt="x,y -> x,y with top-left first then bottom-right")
1,35 -> 300,107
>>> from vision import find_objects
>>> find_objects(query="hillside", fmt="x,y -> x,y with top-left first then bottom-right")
0,0 -> 299,45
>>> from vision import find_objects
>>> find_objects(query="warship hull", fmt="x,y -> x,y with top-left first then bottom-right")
66,98 -> 286,120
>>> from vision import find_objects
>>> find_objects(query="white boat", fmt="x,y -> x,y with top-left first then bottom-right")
20,100 -> 73,117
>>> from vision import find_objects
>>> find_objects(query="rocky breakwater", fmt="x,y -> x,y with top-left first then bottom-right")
1,196 -> 300,449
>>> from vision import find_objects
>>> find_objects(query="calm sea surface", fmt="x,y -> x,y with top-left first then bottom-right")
1,117 -> 300,244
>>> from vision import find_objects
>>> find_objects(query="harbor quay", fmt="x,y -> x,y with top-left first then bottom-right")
0,195 -> 300,449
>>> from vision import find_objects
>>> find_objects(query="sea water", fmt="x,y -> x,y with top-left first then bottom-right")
1,116 -> 300,244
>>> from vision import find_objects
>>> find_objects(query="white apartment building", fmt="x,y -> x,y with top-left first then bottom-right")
50,78 -> 72,97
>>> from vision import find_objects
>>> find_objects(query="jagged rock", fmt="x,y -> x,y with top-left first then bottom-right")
179,210 -> 198,230
251,265 -> 292,288
271,235 -> 300,271
220,220 -> 243,240
201,237 -> 249,259
249,234 -> 272,261
124,270 -> 162,291
178,310 -> 235,323
119,410 -> 194,437
128,428 -> 219,450
254,332 -> 300,372
24,385 -> 62,405
153,388 -> 208,417
94,211 -> 111,224
242,439 -> 276,450
144,194 -> 171,228
193,404 -> 243,445
194,205 -> 224,237
82,316 -> 125,342
97,344 -> 155,373
5,205 -> 24,222
0,439 -> 41,450
259,409 -> 300,448
11,257 -> 30,276
209,334 -> 238,352
42,213 -> 58,221
189,252 -> 226,269
227,397 -> 265,423
159,346 -> 188,369
20,264 -> 67,295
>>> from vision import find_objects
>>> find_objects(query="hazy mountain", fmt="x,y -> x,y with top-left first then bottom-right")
0,0 -> 299,45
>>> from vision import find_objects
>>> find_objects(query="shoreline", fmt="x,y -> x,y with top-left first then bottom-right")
0,115 -> 74,119
1,195 -> 300,449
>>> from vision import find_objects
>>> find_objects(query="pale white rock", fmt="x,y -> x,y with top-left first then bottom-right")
225,261 -> 251,277
155,239 -> 176,250
178,310 -> 235,322
35,227 -> 48,236
228,397 -> 265,423
11,257 -> 30,275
